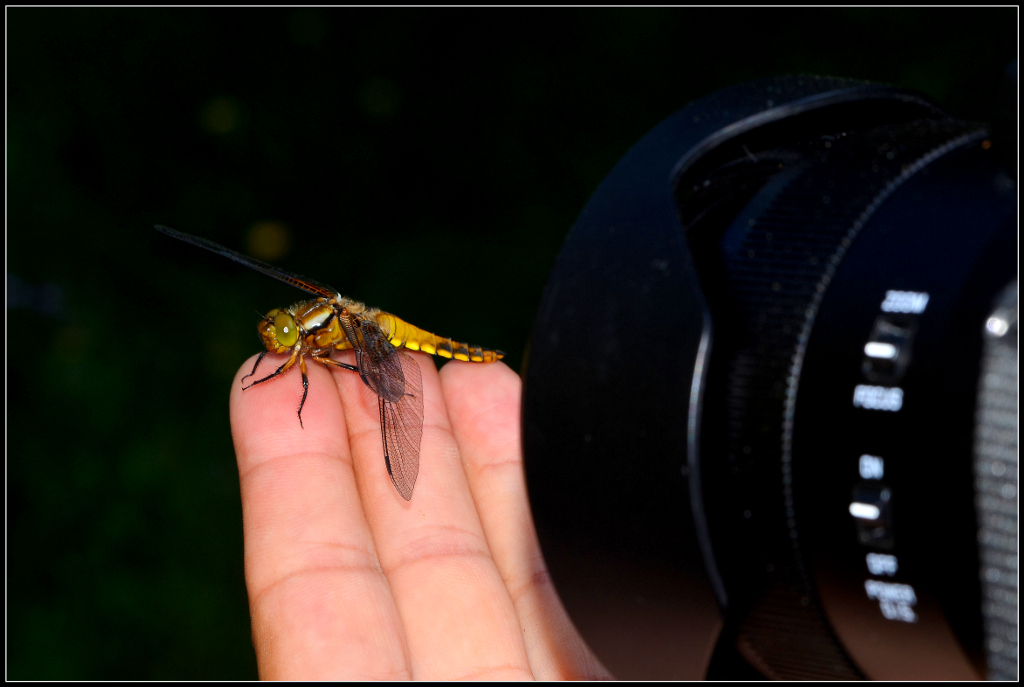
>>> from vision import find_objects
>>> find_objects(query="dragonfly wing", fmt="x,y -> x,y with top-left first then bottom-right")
347,317 -> 423,499
379,352 -> 424,500
353,317 -> 407,402
154,225 -> 340,299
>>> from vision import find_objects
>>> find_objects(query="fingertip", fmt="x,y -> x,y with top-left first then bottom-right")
439,360 -> 521,406
439,361 -> 522,469
230,352 -> 349,473
230,352 -> 265,411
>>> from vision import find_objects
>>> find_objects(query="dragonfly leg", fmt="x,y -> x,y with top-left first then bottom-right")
241,350 -> 269,383
312,353 -> 359,373
297,355 -> 309,429
242,347 -> 299,390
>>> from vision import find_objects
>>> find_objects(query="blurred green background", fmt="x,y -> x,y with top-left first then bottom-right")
7,8 -> 1015,679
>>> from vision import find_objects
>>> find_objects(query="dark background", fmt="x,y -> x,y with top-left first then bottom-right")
7,8 -> 1016,679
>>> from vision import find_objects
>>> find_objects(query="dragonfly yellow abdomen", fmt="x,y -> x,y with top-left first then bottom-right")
335,311 -> 505,363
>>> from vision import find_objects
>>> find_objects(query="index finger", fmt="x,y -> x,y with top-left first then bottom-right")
230,353 -> 410,680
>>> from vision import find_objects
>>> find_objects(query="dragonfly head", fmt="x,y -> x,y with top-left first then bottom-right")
258,308 -> 300,352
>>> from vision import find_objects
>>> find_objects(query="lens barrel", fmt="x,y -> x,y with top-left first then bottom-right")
522,76 -> 1017,679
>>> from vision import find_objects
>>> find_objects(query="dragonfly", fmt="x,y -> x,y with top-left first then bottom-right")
155,225 -> 504,500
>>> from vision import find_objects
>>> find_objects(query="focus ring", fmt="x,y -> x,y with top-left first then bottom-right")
706,120 -> 981,678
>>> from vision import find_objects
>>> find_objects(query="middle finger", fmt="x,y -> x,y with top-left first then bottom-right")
334,351 -> 532,680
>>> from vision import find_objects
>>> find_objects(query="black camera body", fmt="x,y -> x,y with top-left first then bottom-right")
521,75 -> 1017,680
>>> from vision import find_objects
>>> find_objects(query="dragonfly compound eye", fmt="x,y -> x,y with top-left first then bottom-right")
273,312 -> 299,347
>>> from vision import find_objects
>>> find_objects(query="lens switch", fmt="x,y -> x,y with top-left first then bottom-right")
862,314 -> 917,382
851,483 -> 894,549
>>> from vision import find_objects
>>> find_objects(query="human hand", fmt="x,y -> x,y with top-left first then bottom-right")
230,351 -> 613,680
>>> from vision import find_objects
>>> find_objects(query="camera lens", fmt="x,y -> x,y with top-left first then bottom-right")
522,76 -> 1016,679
